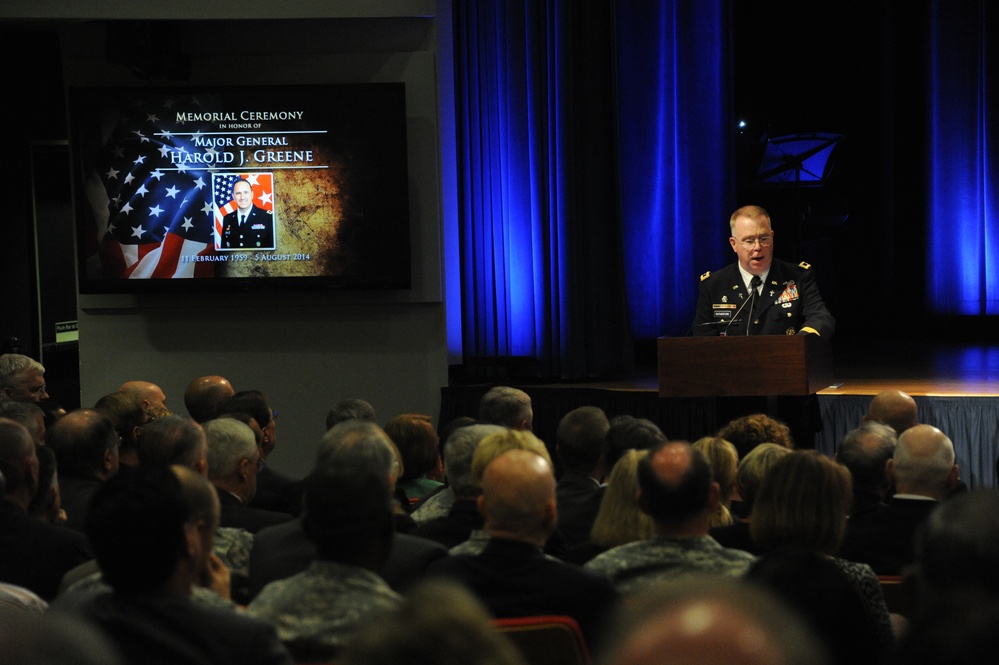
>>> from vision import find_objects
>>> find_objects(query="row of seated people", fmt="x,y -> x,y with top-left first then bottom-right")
0,352 -> 994,664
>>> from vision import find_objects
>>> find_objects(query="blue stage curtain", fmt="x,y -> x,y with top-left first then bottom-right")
928,1 -> 999,314
615,1 -> 734,338
452,1 -> 732,377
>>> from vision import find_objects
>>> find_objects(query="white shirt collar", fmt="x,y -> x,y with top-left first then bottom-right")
737,265 -> 769,293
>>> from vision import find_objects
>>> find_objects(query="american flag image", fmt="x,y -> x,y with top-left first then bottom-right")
85,93 -> 229,279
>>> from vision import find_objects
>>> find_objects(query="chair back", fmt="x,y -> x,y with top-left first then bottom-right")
493,615 -> 590,665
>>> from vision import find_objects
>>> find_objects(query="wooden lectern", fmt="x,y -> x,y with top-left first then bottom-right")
658,335 -> 833,397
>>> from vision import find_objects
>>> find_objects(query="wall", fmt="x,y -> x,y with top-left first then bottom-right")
50,5 -> 449,478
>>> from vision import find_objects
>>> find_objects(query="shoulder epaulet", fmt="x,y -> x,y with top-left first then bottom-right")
700,271 -> 711,282
798,261 -> 812,270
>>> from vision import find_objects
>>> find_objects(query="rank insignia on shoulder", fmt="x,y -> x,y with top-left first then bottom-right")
799,261 -> 811,270
700,271 -> 711,281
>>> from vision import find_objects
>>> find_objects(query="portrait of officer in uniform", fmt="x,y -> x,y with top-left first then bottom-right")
692,205 -> 834,338
221,178 -> 275,250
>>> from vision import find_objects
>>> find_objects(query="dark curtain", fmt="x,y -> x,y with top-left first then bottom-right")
452,0 -> 732,379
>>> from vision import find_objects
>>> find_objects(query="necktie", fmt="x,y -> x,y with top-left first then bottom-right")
749,275 -> 762,326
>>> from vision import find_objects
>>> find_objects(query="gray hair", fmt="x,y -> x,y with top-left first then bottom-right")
478,386 -> 531,428
203,418 -> 257,482
0,354 -> 45,394
316,419 -> 399,479
444,424 -> 505,496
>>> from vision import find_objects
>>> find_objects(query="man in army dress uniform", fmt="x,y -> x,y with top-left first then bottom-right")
692,205 -> 834,338
221,179 -> 275,250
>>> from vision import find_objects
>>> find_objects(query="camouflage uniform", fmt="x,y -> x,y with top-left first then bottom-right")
410,487 -> 455,525
66,570 -> 237,611
449,529 -> 490,556
246,560 -> 400,662
214,526 -> 253,579
584,535 -> 756,595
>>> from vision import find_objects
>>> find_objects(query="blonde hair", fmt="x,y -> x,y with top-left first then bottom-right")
589,449 -> 655,548
471,429 -> 552,487
693,436 -> 739,528
736,442 -> 792,509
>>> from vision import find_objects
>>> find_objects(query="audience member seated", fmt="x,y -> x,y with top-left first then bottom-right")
135,414 -> 209,475
478,386 -> 533,430
711,442 -> 791,548
184,375 -> 235,423
909,487 -> 999,608
247,419 -> 448,599
602,416 -> 666,473
747,549 -> 886,665
0,354 -> 49,403
72,414 -> 250,604
410,417 -> 482,525
692,436 -> 738,527
384,413 -> 445,509
341,580 -> 526,665
0,401 -> 46,446
717,412 -> 794,460
428,449 -> 619,649
217,390 -> 302,515
450,429 -> 557,557
325,398 -> 376,431
411,424 -> 505,548
749,450 -> 894,650
27,444 -> 65,525
45,409 -> 120,532
203,418 -> 291,534
864,389 -> 918,435
247,467 -> 401,662
51,465 -> 292,665
600,577 -> 829,665
555,406 -> 610,549
564,449 -> 655,564
118,380 -> 169,419
585,441 -> 755,595
840,424 -> 957,575
0,422 -> 91,601
94,390 -> 149,470
834,422 -> 896,519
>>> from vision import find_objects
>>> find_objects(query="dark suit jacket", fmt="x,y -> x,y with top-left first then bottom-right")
59,475 -> 104,533
221,205 -> 274,249
51,590 -> 292,665
839,496 -> 939,575
693,259 -> 835,338
0,500 -> 93,601
247,517 -> 448,599
427,537 -> 619,649
250,465 -> 304,517
555,473 -> 605,549
215,487 -> 292,534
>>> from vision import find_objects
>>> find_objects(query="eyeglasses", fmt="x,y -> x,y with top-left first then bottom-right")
737,235 -> 773,249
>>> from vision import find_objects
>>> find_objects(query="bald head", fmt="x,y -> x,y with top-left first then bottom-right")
891,424 -> 958,499
479,449 -> 556,545
119,380 -> 167,412
638,442 -> 717,533
46,408 -> 119,480
604,578 -> 828,665
184,376 -> 234,423
865,390 -> 918,435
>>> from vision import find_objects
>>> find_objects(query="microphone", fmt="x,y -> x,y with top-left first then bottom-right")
723,275 -> 761,337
